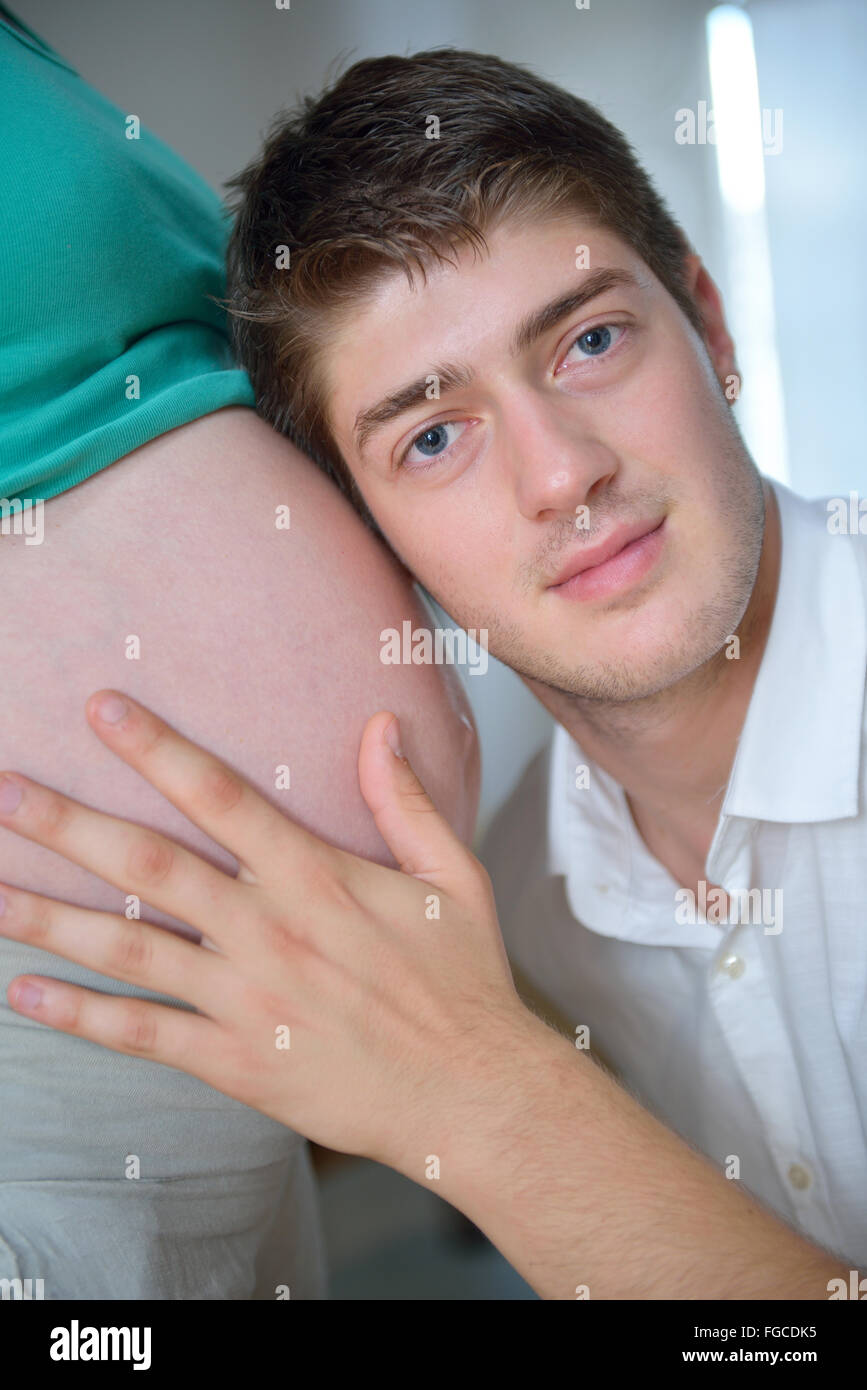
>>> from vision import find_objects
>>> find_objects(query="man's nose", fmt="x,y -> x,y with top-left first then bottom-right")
501,397 -> 619,522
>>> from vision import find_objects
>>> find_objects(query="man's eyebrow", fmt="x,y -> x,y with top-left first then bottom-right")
353,266 -> 642,458
354,363 -> 474,458
510,267 -> 642,356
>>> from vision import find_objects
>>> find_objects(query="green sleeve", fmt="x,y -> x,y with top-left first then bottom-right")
0,5 -> 256,502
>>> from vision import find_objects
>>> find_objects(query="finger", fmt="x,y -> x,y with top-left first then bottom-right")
85,691 -> 314,878
6,973 -> 223,1075
0,882 -> 228,1013
0,773 -> 246,940
357,711 -> 484,898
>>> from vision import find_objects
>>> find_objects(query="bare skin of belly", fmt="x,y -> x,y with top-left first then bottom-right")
0,406 -> 480,934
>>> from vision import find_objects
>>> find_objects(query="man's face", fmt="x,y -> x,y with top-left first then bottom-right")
326,214 -> 765,703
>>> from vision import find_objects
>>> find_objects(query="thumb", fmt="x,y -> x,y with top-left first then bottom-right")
358,710 -> 476,892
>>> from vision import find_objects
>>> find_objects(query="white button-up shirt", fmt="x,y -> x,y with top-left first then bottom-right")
480,480 -> 867,1269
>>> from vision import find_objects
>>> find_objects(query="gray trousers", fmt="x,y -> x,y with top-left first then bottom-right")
0,937 -> 328,1300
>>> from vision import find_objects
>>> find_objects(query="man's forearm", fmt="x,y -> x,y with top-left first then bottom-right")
432,1014 -> 850,1301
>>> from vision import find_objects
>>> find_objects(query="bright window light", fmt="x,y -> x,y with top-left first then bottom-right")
706,4 -> 789,484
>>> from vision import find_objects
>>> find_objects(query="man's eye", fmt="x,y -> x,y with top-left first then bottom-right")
564,323 -> 624,362
403,420 -> 467,467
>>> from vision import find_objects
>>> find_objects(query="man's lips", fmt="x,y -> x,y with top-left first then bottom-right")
547,516 -> 666,588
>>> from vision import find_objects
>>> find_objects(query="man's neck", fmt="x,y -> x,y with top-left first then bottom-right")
524,480 -> 782,878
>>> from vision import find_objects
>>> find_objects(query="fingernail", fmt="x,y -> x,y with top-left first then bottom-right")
384,717 -> 404,759
0,778 -> 23,815
11,981 -> 42,1012
94,694 -> 128,724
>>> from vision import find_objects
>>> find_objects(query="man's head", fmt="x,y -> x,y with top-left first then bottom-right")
226,48 -> 765,704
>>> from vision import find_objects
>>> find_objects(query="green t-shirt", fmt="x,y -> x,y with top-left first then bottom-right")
0,4 -> 255,502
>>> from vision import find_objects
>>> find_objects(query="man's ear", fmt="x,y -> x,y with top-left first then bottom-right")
681,252 -> 740,402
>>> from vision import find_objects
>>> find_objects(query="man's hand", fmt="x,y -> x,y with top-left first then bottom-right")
0,691 -> 852,1299
0,690 -> 531,1173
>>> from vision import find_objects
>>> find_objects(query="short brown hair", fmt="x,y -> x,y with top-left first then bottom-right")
224,47 -> 704,529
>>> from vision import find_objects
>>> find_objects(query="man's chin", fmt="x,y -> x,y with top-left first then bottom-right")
508,623 -> 726,705
519,663 -> 678,706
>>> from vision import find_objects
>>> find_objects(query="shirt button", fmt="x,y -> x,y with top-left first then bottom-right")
787,1162 -> 812,1191
717,953 -> 746,979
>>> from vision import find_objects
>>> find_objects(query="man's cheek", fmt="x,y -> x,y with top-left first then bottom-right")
628,415 -> 713,495
619,354 -> 716,459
